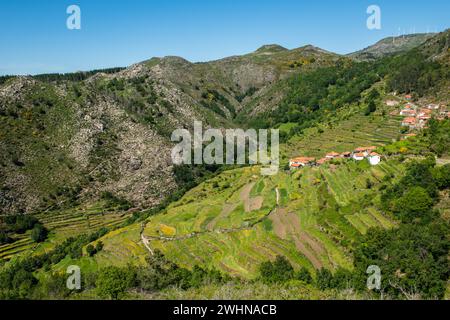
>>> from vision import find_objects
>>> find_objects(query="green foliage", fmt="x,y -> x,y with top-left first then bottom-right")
100,192 -> 132,211
381,158 -> 440,221
259,256 -> 295,284
135,250 -> 227,292
250,59 -> 380,132
96,266 -> 135,300
86,244 -> 96,257
30,223 -> 48,243
355,158 -> 450,299
32,68 -> 125,83
316,268 -> 334,290
392,186 -> 434,222
354,220 -> 449,299
386,50 -> 447,96
295,267 -> 313,284
2,215 -> 39,234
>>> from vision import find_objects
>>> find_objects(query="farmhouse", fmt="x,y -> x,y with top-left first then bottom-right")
405,94 -> 412,100
400,109 -> 417,117
326,152 -> 340,159
353,146 -> 377,157
402,117 -> 417,128
341,152 -> 351,158
352,153 -> 366,161
317,158 -> 330,165
418,108 -> 432,116
418,115 -> 431,122
368,152 -> 381,166
427,104 -> 439,110
385,100 -> 399,107
289,157 -> 315,168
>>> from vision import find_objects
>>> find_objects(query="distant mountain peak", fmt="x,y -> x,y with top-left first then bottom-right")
255,44 -> 288,53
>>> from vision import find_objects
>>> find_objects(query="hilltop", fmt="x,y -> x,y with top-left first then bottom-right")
348,33 -> 435,61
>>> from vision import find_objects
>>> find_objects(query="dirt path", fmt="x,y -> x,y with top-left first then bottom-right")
437,158 -> 450,166
141,234 -> 154,255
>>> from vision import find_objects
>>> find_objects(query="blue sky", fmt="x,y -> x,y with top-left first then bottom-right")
0,0 -> 448,75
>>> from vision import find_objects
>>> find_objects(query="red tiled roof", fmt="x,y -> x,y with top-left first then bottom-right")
402,117 -> 416,124
354,146 -> 377,152
326,152 -> 340,157
420,109 -> 432,114
317,158 -> 330,165
290,157 -> 315,164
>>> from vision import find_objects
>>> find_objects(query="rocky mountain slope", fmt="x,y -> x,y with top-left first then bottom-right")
348,33 -> 435,61
0,45 -> 339,214
0,31 -> 448,215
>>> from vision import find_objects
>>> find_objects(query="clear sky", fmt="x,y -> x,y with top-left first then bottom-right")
0,0 -> 448,75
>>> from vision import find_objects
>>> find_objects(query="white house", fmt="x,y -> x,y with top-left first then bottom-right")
368,152 -> 381,166
352,153 -> 365,161
289,157 -> 315,168
427,104 -> 439,110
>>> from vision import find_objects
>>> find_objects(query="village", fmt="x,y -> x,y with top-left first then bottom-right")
289,146 -> 382,169
289,94 -> 449,170
396,94 -> 450,130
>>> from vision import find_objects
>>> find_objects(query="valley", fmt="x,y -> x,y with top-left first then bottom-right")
0,30 -> 449,300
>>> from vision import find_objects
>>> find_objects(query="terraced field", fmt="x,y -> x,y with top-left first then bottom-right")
1,108 -> 405,278
0,201 -> 132,260
283,114 -> 402,159
130,159 -> 402,278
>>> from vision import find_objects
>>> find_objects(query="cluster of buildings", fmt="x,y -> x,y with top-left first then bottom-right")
289,146 -> 381,169
399,101 -> 449,130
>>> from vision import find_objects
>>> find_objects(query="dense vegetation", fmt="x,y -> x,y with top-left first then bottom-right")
0,215 -> 47,244
32,68 -> 125,83
248,59 -> 381,133
386,50 -> 448,96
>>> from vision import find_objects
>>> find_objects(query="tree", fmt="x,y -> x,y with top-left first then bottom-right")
392,186 -> 434,221
31,224 -> 48,243
86,244 -> 96,257
95,241 -> 104,253
365,101 -> 377,116
295,267 -> 313,284
259,256 -> 294,283
316,268 -> 333,290
96,266 -> 134,300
